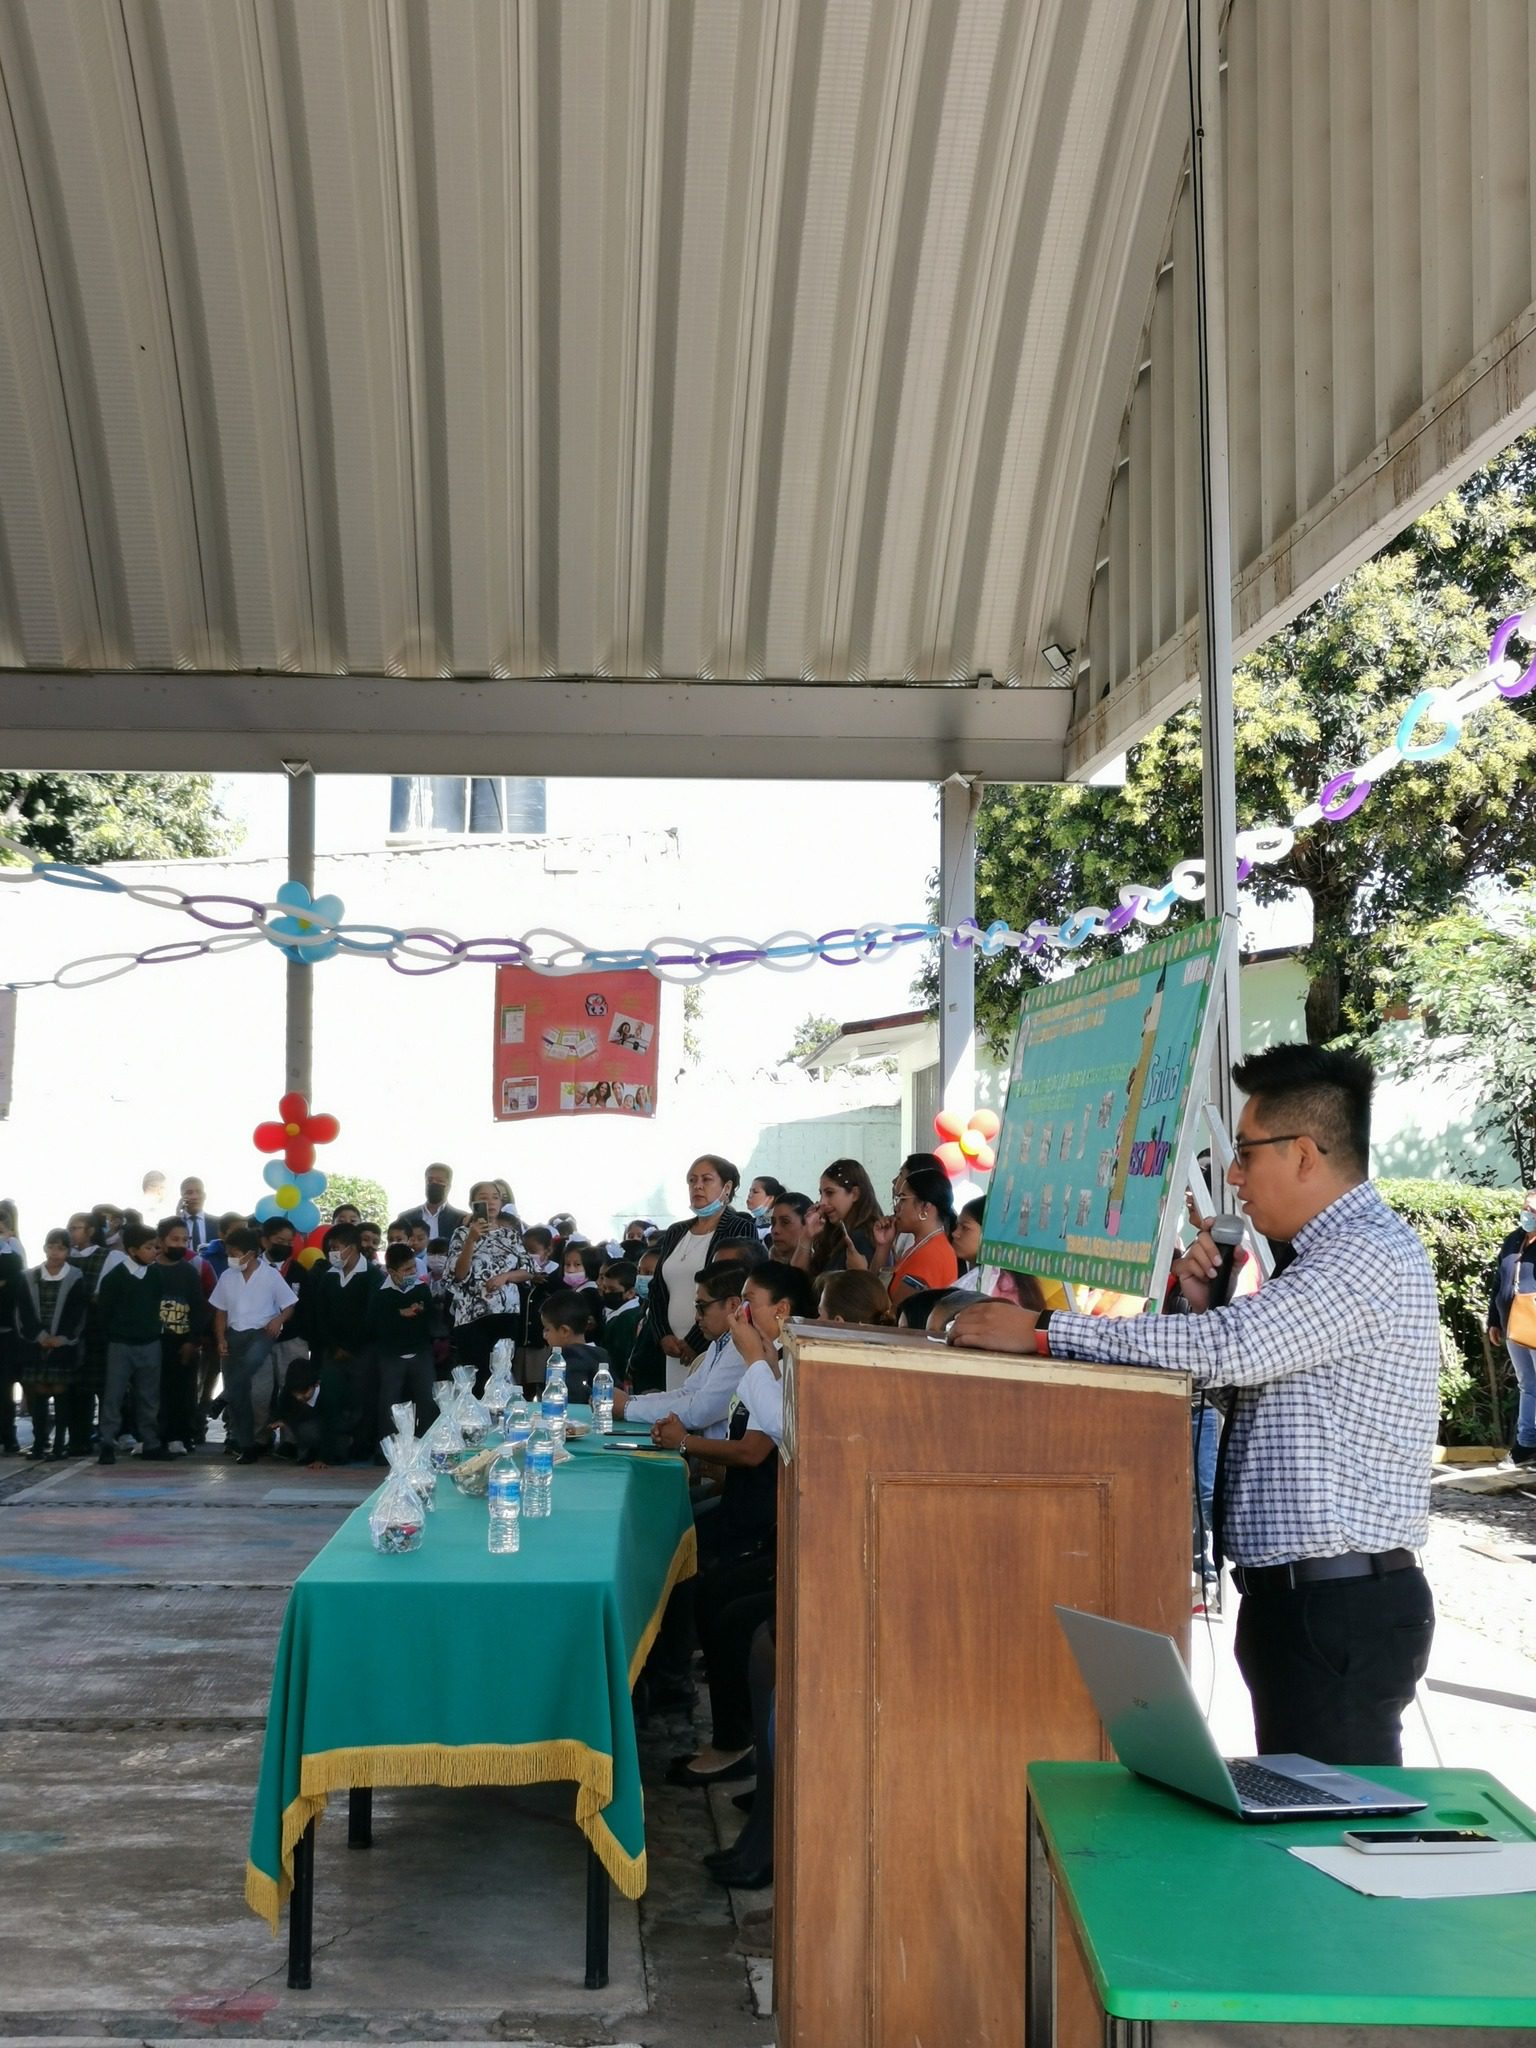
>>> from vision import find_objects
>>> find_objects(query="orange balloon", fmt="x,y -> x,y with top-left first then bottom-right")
935,1140 -> 967,1176
968,1109 -> 1001,1140
959,1129 -> 984,1158
972,1141 -> 996,1172
934,1109 -> 966,1142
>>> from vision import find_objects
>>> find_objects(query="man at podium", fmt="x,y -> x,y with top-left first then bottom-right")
950,1042 -> 1438,1770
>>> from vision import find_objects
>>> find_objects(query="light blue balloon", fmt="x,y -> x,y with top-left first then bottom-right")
255,1195 -> 282,1222
290,1199 -> 321,1233
262,1161 -> 289,1191
293,1169 -> 327,1199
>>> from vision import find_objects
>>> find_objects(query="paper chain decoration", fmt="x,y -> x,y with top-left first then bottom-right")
2,608 -> 1532,994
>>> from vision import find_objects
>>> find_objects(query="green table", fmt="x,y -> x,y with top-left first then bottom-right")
1026,1763 -> 1536,2045
246,1424 -> 694,1989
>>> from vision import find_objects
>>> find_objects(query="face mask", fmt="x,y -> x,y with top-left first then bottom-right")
747,1198 -> 768,1216
1522,1208 -> 1536,1234
564,1271 -> 587,1288
426,1184 -> 447,1204
427,1254 -> 446,1276
162,1246 -> 186,1263
267,1246 -> 289,1264
635,1274 -> 652,1300
599,1288 -> 625,1306
690,1196 -> 725,1219
328,1250 -> 345,1270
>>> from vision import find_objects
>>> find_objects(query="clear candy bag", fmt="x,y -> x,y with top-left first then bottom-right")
391,1400 -> 437,1513
483,1340 -> 516,1429
421,1379 -> 464,1473
369,1432 -> 426,1555
449,1363 -> 494,1448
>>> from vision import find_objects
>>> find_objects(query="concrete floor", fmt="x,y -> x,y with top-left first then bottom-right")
0,1449 -> 769,2045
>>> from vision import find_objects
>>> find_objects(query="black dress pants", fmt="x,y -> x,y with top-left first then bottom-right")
697,1552 -> 775,1750
1233,1565 -> 1434,1765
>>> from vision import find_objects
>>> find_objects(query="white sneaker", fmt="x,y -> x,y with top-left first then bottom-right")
166,1440 -> 188,1458
116,1434 -> 138,1451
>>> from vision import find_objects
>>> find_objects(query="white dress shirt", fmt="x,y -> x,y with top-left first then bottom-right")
624,1332 -> 746,1439
210,1260 -> 298,1333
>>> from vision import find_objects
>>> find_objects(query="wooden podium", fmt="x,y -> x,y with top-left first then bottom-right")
775,1323 -> 1190,2048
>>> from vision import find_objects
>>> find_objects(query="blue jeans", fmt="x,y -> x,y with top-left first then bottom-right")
1192,1400 -> 1220,1575
1508,1337 -> 1536,1448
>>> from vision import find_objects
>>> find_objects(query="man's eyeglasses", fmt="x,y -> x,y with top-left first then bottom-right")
1231,1134 -> 1328,1167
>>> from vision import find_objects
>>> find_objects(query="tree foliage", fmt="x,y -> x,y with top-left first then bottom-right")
1377,902 -> 1536,1185
956,433 -> 1536,1050
0,771 -> 238,865
785,1012 -> 841,1066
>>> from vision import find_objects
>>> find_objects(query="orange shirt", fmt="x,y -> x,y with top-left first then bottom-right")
890,1232 -> 960,1301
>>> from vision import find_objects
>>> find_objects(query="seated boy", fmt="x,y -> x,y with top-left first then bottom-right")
536,1292 -> 610,1405
273,1353 -> 348,1467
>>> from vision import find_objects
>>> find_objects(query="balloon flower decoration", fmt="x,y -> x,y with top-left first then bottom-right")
252,1092 -> 341,1264
933,1107 -> 1001,1179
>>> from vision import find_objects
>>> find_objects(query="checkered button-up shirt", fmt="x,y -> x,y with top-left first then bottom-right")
1046,1181 -> 1439,1567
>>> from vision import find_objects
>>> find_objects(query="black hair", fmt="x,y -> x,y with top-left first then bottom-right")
224,1226 -> 260,1255
157,1215 -> 189,1239
425,1162 -> 452,1179
1231,1041 -> 1373,1174
385,1242 -> 418,1273
959,1196 -> 986,1225
601,1258 -> 638,1291
750,1173 -> 787,1200
261,1215 -> 294,1241
427,1236 -> 449,1254
359,1219 -> 382,1237
692,1154 -> 741,1200
707,1236 -> 768,1270
902,1166 -> 956,1224
773,1191 -> 812,1220
901,1152 -> 944,1178
123,1222 -> 158,1254
745,1260 -> 818,1321
523,1225 -> 553,1249
328,1222 -> 362,1249
696,1263 -> 749,1305
541,1292 -> 595,1336
43,1227 -> 70,1251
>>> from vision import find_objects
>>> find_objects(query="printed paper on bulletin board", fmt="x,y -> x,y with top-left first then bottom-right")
980,919 -> 1226,1298
492,966 -> 660,1121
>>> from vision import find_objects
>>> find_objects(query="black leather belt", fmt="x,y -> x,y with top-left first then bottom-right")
1230,1548 -> 1417,1596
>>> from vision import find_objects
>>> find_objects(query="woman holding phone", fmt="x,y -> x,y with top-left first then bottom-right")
445,1179 -> 526,1386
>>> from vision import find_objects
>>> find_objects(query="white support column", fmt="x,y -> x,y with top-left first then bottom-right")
938,773 -> 981,1113
284,762 -> 315,1100
1187,0 -> 1243,1162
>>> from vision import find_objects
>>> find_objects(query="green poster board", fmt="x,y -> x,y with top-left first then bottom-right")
979,918 -> 1232,1299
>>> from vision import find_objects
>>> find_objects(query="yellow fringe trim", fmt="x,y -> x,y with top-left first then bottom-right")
245,1524 -> 697,1930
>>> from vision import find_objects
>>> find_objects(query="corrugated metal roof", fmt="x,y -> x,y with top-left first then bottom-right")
0,0 -> 1187,709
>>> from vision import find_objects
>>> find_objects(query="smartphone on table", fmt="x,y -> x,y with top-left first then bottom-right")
1342,1828 -> 1497,1854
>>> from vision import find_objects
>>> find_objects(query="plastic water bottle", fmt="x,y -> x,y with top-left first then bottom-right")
541,1347 -> 569,1448
504,1392 -> 532,1445
486,1441 -> 522,1553
591,1361 -> 615,1435
521,1427 -> 554,1518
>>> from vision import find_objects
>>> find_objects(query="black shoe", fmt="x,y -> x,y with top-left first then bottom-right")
1510,1441 -> 1536,1466
97,1446 -> 116,1466
236,1447 -> 263,1465
50,1444 -> 67,1462
666,1751 -> 755,1788
28,1443 -> 48,1461
0,1439 -> 19,1456
708,1855 -> 773,1890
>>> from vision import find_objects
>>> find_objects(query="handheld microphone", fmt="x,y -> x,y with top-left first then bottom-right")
1208,1214 -> 1247,1306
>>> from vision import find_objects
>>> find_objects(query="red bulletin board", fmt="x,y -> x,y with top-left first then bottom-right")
492,966 -> 660,1122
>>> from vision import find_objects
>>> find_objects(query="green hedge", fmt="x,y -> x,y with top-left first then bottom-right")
1377,1178 -> 1524,1446
320,1172 -> 390,1227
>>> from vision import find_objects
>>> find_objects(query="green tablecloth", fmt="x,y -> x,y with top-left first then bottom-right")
246,1428 -> 694,1930
1028,1761 -> 1536,2027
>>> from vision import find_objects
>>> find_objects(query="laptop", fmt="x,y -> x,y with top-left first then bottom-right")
1055,1606 -> 1427,1821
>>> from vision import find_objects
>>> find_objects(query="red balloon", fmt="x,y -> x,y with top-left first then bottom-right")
972,1141 -> 996,1173
278,1091 -> 309,1125
306,1113 -> 340,1145
934,1109 -> 966,1142
935,1140 -> 967,1177
253,1121 -> 287,1153
968,1109 -> 1001,1140
284,1140 -> 317,1175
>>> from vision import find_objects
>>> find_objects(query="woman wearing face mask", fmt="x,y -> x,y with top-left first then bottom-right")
745,1175 -> 786,1242
1488,1190 -> 1536,1466
444,1181 -> 527,1389
640,1156 -> 758,1393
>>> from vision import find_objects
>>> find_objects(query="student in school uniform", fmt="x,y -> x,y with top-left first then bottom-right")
96,1222 -> 168,1464
368,1242 -> 438,1442
596,1259 -> 643,1382
16,1231 -> 88,1460
536,1292 -> 608,1404
303,1222 -> 382,1460
209,1227 -> 298,1464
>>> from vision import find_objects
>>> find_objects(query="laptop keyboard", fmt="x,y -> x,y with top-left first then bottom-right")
1229,1760 -> 1347,1809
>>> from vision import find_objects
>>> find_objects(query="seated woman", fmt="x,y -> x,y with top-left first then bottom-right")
654,1262 -> 814,1801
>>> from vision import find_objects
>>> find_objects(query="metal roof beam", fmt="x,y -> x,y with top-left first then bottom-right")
0,672 -> 1068,783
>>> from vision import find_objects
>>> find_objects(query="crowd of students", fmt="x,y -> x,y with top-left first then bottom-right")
0,1147 -> 1013,1902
